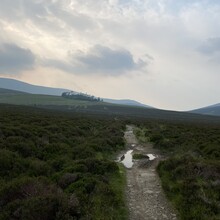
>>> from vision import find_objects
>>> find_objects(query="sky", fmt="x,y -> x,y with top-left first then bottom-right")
0,0 -> 220,111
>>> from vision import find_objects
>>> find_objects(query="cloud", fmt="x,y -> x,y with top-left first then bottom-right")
198,37 -> 220,55
0,0 -> 220,110
0,0 -> 96,32
45,45 -> 148,76
73,45 -> 147,73
0,0 -> 47,22
0,44 -> 35,74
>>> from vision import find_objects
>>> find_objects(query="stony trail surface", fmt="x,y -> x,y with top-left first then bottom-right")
122,125 -> 177,220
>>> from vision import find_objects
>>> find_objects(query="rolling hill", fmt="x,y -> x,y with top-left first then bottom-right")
0,88 -> 106,107
103,98 -> 153,108
0,78 -> 70,96
190,103 -> 220,116
0,88 -> 220,124
0,77 -> 153,108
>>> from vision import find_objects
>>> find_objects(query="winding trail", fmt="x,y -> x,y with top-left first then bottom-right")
121,125 -> 177,220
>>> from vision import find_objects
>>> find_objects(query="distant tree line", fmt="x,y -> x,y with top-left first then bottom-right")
62,91 -> 103,102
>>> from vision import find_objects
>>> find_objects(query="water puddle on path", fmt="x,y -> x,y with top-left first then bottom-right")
147,154 -> 156,160
120,150 -> 134,168
118,151 -> 157,168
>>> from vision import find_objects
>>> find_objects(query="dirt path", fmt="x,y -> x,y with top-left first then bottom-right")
122,125 -> 177,220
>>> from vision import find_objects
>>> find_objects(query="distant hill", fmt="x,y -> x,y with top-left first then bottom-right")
103,98 -> 153,108
0,88 -> 104,107
0,78 -> 70,96
0,87 -> 220,123
190,103 -> 220,116
0,78 -> 153,108
0,88 -> 27,94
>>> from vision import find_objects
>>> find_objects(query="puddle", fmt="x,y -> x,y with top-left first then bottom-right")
120,150 -> 134,168
118,152 -> 156,168
147,154 -> 156,160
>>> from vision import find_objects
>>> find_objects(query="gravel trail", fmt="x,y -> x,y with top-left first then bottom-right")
122,125 -> 177,220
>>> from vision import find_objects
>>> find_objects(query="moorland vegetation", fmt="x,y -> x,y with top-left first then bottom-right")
135,120 -> 220,220
0,105 -> 127,220
0,103 -> 220,220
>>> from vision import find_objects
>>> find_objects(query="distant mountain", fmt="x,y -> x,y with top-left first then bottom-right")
0,88 -> 27,94
0,78 -> 70,96
103,98 -> 153,108
190,103 -> 220,116
0,77 -> 153,108
0,87 -> 220,124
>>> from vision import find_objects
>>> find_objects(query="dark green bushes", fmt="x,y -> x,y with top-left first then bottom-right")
132,153 -> 149,159
0,105 -> 127,220
137,120 -> 220,219
158,156 -> 220,219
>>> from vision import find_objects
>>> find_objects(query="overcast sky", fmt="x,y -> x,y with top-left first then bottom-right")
0,0 -> 219,110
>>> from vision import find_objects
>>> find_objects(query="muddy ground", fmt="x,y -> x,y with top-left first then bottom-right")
121,125 -> 177,220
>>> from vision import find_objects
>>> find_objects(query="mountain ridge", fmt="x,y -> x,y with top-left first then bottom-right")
0,77 -> 152,108
0,78 -> 70,96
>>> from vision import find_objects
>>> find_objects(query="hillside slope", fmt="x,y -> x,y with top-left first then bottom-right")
0,88 -> 105,107
0,78 -> 70,96
191,103 -> 220,116
0,89 -> 220,124
0,78 -> 152,108
103,98 -> 153,108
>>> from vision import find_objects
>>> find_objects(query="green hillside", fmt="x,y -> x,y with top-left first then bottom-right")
0,88 -> 220,124
0,88 -> 104,106
0,88 -> 27,94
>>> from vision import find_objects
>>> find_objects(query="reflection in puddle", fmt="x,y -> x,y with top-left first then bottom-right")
119,151 -> 157,168
121,150 -> 134,168
147,154 -> 156,160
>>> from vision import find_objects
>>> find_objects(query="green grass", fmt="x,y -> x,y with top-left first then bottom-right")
91,164 -> 128,220
0,93 -> 105,106
109,164 -> 128,219
1,89 -> 220,124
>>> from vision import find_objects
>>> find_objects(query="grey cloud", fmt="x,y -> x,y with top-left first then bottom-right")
198,37 -> 220,55
0,44 -> 35,74
44,59 -> 75,74
44,45 -> 148,75
74,45 -> 146,72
